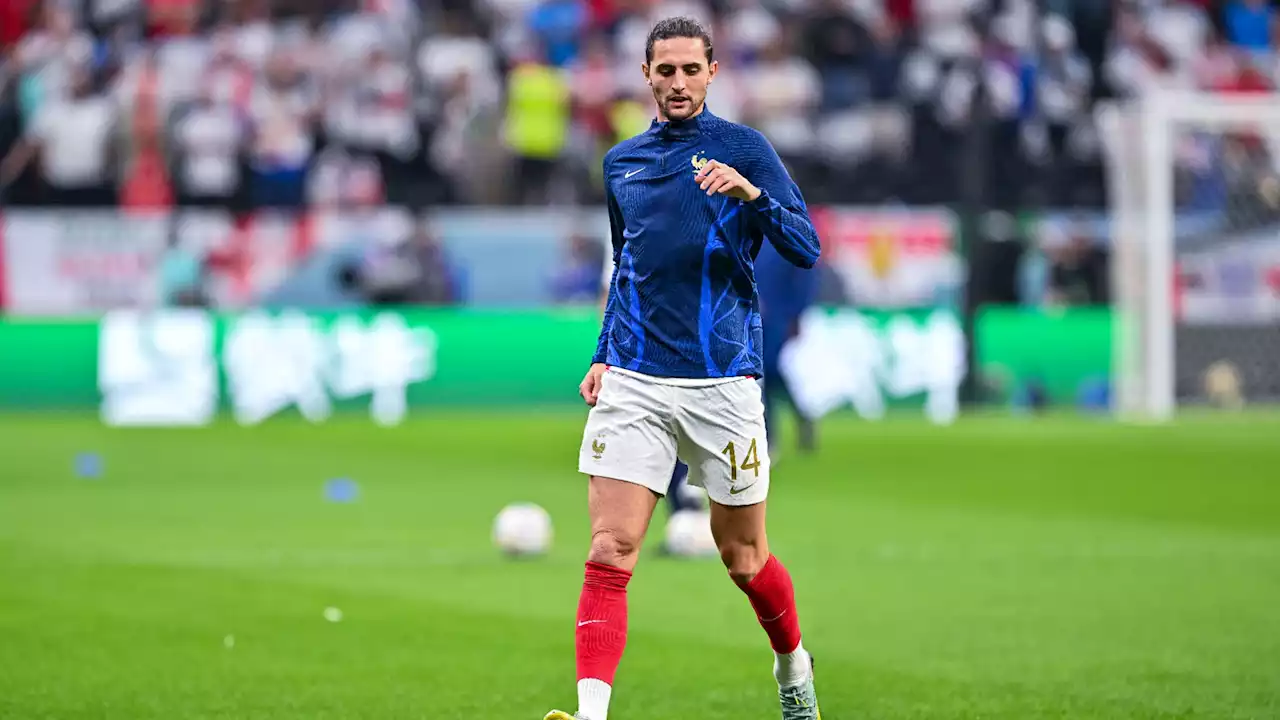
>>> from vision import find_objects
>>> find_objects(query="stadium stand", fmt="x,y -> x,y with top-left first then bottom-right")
2,0 -> 1276,212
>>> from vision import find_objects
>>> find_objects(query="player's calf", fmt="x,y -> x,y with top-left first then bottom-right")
718,534 -> 771,588
710,501 -> 813,694
574,560 -> 629,720
741,554 -> 808,676
569,476 -> 659,720
709,500 -> 772,586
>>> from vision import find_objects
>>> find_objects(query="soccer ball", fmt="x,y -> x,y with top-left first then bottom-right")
664,510 -> 718,558
493,502 -> 553,557
676,482 -> 709,511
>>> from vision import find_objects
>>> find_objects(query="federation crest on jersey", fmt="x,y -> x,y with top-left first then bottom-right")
691,152 -> 710,171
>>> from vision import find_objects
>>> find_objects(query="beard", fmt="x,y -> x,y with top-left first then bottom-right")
659,91 -> 700,120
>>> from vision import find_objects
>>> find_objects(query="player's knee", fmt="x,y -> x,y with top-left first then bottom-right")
588,528 -> 640,567
720,540 -> 770,587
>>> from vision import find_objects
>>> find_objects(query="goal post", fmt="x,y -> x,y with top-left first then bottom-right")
1097,92 -> 1175,422
1098,90 -> 1280,422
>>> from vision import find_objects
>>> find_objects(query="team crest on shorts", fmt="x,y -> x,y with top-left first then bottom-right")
591,438 -> 606,460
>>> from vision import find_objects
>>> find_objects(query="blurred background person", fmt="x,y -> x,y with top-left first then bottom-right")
550,231 -> 607,304
757,233 -> 819,460
1,63 -> 118,207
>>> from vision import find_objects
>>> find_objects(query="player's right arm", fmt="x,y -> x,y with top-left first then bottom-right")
581,155 -> 626,406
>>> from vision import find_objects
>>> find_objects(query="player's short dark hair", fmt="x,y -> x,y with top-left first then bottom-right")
645,16 -> 714,64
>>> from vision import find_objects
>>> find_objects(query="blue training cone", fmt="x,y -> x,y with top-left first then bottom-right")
324,478 -> 359,503
74,452 -> 103,480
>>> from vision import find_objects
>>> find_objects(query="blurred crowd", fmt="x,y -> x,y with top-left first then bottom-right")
1,0 -> 1280,213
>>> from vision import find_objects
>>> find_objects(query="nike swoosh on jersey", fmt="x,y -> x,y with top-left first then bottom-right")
625,168 -> 643,178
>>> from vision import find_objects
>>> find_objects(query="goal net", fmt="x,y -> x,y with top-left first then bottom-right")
1099,91 -> 1280,421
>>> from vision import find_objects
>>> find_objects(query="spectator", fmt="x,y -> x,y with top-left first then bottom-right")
741,33 -> 820,181
417,11 -> 503,203
171,76 -> 249,207
567,34 -> 621,199
1038,15 -> 1093,204
550,232 -> 607,304
11,5 -> 95,124
1224,0 -> 1274,50
1046,227 -> 1110,306
360,225 -> 463,306
1,63 -> 119,207
246,50 -> 316,209
803,0 -> 872,112
569,35 -> 619,151
1105,6 -> 1177,97
503,49 -> 571,204
0,0 -> 1271,213
338,45 -> 419,205
119,49 -> 174,210
527,0 -> 589,67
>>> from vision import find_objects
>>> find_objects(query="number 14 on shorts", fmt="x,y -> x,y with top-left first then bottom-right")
722,438 -> 762,483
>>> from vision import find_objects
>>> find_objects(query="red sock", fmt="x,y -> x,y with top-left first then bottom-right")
742,555 -> 802,654
575,561 -> 631,684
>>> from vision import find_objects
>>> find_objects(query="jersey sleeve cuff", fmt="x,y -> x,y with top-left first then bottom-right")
747,188 -> 774,211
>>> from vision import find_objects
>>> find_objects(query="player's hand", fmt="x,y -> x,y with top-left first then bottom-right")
580,363 -> 607,406
694,160 -> 761,202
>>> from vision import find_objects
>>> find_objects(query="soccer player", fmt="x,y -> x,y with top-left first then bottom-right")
545,16 -> 822,720
757,238 -> 819,458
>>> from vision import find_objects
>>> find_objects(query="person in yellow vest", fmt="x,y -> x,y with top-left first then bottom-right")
503,53 -> 571,204
607,93 -> 650,146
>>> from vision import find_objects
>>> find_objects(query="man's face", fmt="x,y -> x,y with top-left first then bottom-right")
644,37 -> 716,121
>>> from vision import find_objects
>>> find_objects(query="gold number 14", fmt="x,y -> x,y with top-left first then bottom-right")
722,439 -> 762,481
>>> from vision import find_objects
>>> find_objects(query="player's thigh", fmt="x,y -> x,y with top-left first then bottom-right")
579,368 -> 679,496
674,378 -> 771,507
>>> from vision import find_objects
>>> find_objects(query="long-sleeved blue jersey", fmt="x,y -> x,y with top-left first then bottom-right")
593,108 -> 821,379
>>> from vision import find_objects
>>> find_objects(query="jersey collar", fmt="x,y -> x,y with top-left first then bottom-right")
649,105 -> 714,139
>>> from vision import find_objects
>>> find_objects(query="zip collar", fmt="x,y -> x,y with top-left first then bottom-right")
649,105 -> 715,140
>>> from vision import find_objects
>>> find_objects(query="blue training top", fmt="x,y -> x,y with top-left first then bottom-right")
593,108 -> 821,379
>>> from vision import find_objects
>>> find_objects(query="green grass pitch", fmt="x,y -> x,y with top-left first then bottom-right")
1,410 -> 1278,719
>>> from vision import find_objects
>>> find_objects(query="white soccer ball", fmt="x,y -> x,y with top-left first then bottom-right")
493,502 -> 553,557
664,510 -> 718,558
677,482 -> 709,510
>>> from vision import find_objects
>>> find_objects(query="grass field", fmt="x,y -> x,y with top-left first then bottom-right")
1,410 -> 1278,719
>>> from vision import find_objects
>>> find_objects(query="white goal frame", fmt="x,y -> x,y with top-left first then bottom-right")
1097,91 -> 1280,422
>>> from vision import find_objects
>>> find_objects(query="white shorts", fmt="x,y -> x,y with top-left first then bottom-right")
579,367 -> 770,506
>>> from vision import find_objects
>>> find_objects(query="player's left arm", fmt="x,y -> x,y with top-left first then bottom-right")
694,133 -> 821,268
